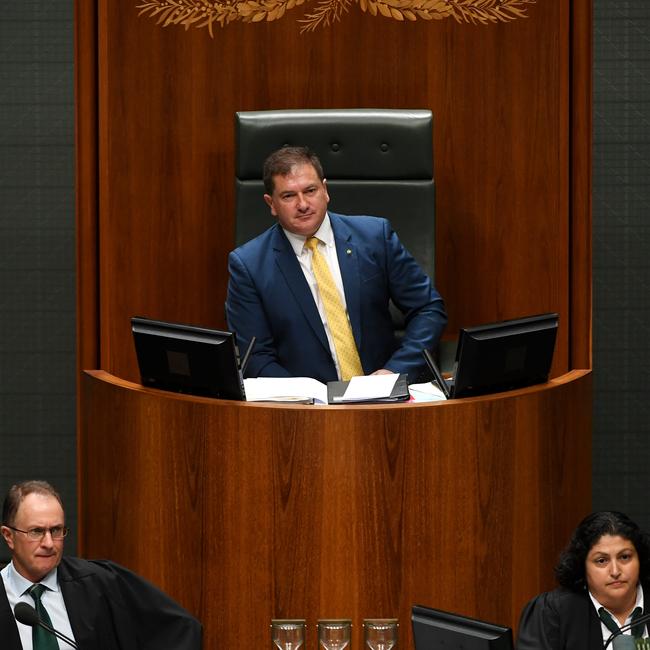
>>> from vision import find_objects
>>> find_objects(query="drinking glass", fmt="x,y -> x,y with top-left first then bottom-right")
363,619 -> 398,650
271,619 -> 306,650
318,619 -> 352,650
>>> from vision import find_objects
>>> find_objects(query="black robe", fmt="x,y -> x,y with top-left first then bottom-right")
0,557 -> 202,650
516,587 -> 647,650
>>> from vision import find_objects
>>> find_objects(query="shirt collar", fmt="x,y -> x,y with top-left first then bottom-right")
282,213 -> 333,257
589,583 -> 644,619
7,560 -> 60,596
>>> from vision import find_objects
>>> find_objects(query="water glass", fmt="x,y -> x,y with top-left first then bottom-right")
318,619 -> 352,650
363,619 -> 398,650
271,619 -> 306,650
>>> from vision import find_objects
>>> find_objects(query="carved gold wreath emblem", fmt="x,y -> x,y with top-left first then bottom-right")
137,0 -> 536,35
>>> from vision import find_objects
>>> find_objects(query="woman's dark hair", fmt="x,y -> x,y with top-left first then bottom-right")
555,511 -> 650,591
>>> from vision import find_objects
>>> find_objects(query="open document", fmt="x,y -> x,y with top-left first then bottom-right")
244,373 -> 429,405
244,377 -> 329,404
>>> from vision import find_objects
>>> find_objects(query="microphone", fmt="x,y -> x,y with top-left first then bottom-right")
14,602 -> 78,649
604,611 -> 650,649
240,335 -> 256,376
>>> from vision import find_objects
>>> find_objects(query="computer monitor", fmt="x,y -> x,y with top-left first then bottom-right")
412,605 -> 514,650
131,316 -> 246,400
452,312 -> 559,398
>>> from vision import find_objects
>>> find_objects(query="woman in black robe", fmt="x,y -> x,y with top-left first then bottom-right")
517,511 -> 650,650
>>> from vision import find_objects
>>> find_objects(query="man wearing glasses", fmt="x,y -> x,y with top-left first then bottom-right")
0,480 -> 201,649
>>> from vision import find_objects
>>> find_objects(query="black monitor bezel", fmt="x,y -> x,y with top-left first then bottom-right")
131,316 -> 246,400
452,312 -> 559,398
412,604 -> 513,650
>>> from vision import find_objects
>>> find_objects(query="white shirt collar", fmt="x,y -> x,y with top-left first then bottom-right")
589,583 -> 644,619
282,212 -> 334,257
6,560 -> 60,596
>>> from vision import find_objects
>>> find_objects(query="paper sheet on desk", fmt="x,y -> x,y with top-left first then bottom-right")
338,374 -> 399,402
243,377 -> 328,404
408,382 -> 447,402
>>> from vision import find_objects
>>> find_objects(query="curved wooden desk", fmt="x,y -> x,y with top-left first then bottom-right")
79,369 -> 591,649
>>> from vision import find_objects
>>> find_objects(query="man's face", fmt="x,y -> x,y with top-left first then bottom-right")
264,163 -> 330,238
1,493 -> 65,582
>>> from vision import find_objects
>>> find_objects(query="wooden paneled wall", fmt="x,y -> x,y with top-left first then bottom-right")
75,2 -> 592,644
76,0 -> 592,383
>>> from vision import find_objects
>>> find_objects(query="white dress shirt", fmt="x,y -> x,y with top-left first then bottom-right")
282,212 -> 351,380
589,583 -> 647,645
1,560 -> 77,649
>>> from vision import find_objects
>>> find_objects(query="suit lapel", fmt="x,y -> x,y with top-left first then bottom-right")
271,227 -> 330,353
331,216 -> 362,346
0,576 -> 22,650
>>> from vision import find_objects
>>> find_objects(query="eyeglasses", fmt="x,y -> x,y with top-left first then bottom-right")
6,526 -> 69,540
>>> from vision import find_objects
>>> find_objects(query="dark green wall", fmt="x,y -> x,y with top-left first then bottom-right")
0,2 -> 76,557
593,2 -> 650,526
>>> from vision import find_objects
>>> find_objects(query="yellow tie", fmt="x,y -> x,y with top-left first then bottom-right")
306,237 -> 363,380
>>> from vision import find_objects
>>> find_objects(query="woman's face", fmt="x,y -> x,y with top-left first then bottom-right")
585,534 -> 640,613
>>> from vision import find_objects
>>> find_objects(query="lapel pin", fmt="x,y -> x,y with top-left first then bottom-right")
346,248 -> 352,255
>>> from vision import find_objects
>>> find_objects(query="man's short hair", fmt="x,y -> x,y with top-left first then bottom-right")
2,480 -> 64,526
263,146 -> 325,195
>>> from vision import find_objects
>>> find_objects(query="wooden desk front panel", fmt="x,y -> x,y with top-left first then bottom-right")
79,370 -> 591,649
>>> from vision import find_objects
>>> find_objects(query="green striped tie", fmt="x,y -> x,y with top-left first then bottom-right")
599,607 -> 645,639
27,584 -> 59,650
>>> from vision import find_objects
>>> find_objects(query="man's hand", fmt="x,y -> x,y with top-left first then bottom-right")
371,368 -> 393,376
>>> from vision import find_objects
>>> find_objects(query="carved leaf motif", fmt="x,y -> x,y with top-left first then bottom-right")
135,0 -> 536,33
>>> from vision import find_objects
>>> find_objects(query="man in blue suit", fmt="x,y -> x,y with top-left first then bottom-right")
226,146 -> 447,383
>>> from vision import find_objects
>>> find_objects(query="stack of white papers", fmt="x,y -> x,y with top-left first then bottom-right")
243,377 -> 328,404
243,376 -> 445,405
408,382 -> 447,402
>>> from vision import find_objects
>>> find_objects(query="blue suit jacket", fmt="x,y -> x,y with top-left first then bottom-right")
226,213 -> 447,383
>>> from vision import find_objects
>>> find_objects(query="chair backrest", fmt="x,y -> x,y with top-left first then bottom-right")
234,108 -> 436,280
